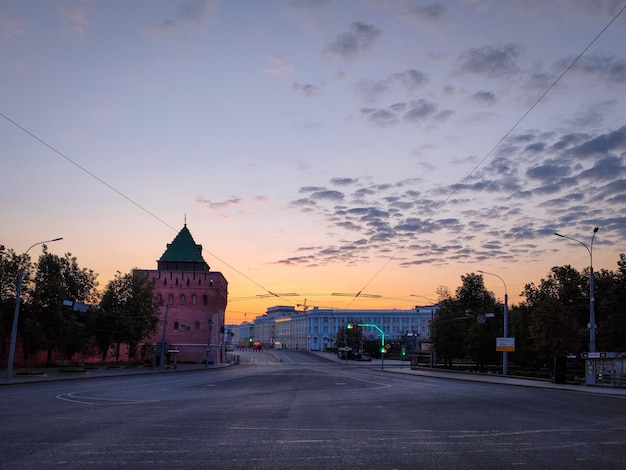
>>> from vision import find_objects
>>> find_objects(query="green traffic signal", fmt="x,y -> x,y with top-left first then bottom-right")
346,323 -> 353,329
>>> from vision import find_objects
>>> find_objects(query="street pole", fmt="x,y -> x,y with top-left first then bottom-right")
6,238 -> 62,382
159,303 -> 171,370
358,323 -> 385,370
554,227 -> 599,385
477,270 -> 508,376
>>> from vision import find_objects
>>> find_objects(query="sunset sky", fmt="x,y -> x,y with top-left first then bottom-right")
2,1 -> 625,324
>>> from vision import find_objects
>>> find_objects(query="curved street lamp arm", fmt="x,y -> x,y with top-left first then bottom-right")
476,270 -> 507,296
554,232 -> 591,259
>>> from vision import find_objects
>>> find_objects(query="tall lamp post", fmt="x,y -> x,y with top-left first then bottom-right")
554,227 -> 599,385
6,237 -> 63,382
477,270 -> 509,376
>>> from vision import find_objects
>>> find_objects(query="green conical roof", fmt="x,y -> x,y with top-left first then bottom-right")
159,225 -> 207,264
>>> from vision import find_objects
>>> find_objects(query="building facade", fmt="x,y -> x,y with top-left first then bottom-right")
229,304 -> 437,353
142,225 -> 228,365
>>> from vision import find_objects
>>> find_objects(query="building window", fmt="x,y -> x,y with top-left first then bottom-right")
168,294 -> 174,305
157,294 -> 162,304
195,322 -> 200,331
203,295 -> 208,306
192,295 -> 197,305
163,278 -> 167,286
174,322 -> 179,331
186,278 -> 190,286
180,294 -> 185,305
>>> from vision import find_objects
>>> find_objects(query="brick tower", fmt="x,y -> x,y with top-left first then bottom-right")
143,225 -> 228,365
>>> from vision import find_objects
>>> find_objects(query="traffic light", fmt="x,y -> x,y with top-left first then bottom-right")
249,337 -> 253,343
346,323 -> 353,329
380,347 -> 386,353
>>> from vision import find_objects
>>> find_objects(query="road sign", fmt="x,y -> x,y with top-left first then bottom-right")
477,314 -> 486,323
496,337 -> 515,352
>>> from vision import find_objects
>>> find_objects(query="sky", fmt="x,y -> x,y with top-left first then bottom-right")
1,0 -> 625,324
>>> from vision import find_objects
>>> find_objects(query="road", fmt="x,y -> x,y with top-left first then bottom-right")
1,349 -> 625,469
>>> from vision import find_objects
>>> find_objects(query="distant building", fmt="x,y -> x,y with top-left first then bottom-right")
141,225 -> 228,364
230,304 -> 437,352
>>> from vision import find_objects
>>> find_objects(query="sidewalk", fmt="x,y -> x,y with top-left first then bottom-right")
1,362 -> 229,386
311,351 -> 626,397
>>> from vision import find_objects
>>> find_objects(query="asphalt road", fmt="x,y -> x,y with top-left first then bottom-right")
1,350 -> 625,469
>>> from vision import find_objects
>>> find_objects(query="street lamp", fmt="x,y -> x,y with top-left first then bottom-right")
6,237 -> 63,382
554,227 -> 599,379
477,270 -> 509,376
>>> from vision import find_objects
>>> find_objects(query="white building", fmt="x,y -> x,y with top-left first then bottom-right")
229,305 -> 437,352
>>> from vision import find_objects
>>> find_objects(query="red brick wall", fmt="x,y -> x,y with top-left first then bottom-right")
143,270 -> 228,364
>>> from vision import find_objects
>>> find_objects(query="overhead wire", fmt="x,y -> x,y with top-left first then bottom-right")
2,4 -> 624,314
346,3 -> 626,307
0,112 -> 297,307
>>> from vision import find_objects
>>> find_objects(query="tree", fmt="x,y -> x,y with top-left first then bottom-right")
99,269 -> 159,362
430,297 -> 468,367
521,265 -> 586,364
0,248 -> 22,362
596,253 -> 626,351
431,275 -> 500,370
25,248 -> 98,366
335,322 -> 363,356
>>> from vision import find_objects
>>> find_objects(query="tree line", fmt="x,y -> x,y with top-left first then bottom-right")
431,253 -> 626,372
0,245 -> 159,367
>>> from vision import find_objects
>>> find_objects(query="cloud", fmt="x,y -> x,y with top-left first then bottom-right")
404,2 -> 447,25
196,195 -> 267,211
526,161 -> 572,181
391,69 -> 429,90
356,69 -> 429,102
309,190 -> 345,201
457,43 -> 524,78
292,81 -> 323,97
0,16 -> 23,38
279,126 -> 626,268
359,98 -> 449,127
404,99 -> 438,122
61,6 -> 90,36
153,0 -> 219,36
567,126 -> 626,158
324,21 -> 381,60
570,55 -> 626,86
264,57 -> 295,78
330,177 -> 358,186
471,90 -> 497,106
288,0 -> 332,13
